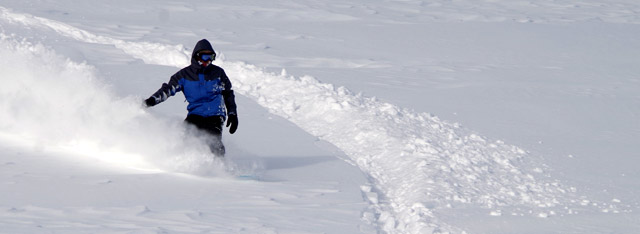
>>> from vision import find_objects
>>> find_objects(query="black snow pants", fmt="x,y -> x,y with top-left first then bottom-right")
185,114 -> 225,157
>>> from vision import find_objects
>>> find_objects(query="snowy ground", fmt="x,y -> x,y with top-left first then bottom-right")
1,0 -> 639,233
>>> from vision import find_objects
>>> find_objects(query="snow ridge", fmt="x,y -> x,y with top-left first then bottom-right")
0,6 -> 190,67
0,7 -> 582,233
224,63 -> 576,233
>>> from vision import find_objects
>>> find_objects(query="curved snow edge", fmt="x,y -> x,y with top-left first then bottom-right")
222,62 -> 578,233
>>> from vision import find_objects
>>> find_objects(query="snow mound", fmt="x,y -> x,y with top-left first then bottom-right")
224,63 -> 583,233
0,35 -> 223,175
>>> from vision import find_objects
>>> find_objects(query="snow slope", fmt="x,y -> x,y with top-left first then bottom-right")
1,1 -> 639,233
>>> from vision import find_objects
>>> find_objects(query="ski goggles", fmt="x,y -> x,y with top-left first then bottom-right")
197,51 -> 216,61
200,53 -> 214,61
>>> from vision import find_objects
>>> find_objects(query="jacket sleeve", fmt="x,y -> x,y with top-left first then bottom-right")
148,73 -> 182,105
220,70 -> 237,115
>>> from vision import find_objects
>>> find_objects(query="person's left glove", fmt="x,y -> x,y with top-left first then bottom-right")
226,114 -> 238,134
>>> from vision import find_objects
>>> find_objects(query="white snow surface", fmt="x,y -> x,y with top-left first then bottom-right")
1,1 -> 639,233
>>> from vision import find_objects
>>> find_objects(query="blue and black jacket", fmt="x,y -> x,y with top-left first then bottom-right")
148,39 -> 237,118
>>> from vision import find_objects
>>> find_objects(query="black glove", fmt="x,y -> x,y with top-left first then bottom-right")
144,97 -> 156,107
226,114 -> 238,134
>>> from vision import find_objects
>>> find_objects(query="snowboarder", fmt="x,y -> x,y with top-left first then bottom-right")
144,39 -> 238,157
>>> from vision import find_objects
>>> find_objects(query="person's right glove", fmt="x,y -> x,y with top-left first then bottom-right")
144,97 -> 156,107
226,114 -> 238,134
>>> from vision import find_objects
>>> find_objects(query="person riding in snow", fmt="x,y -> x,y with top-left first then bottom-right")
144,39 -> 238,157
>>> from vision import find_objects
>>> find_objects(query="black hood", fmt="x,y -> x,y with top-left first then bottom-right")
191,39 -> 216,66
